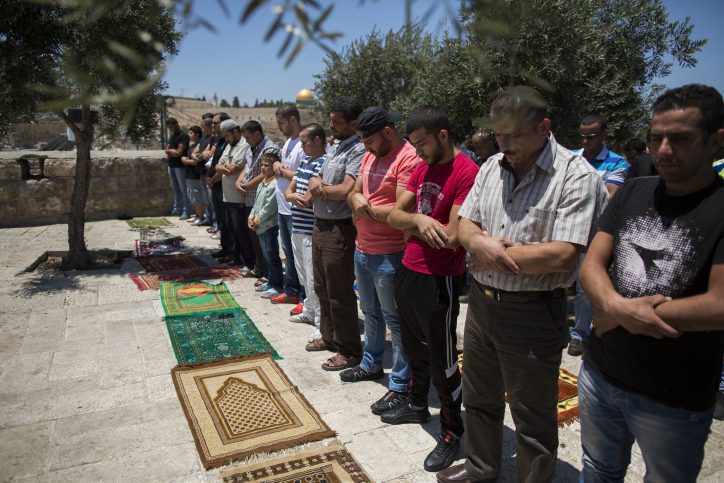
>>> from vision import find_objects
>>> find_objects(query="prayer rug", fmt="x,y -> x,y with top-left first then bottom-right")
166,311 -> 281,363
457,351 -> 579,427
125,217 -> 174,228
160,280 -> 239,317
220,445 -> 373,483
172,353 -> 336,469
137,253 -> 208,272
135,239 -> 184,257
129,266 -> 243,291
138,227 -> 182,244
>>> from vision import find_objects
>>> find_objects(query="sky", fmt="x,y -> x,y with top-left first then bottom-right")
163,0 -> 724,106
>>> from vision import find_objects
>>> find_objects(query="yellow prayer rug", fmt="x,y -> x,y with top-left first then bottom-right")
220,445 -> 374,483
172,353 -> 336,469
457,351 -> 579,427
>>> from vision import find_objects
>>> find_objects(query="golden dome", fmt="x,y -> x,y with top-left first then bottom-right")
296,88 -> 314,102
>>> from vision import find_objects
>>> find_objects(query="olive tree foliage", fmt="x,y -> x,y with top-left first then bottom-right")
311,24 -> 437,122
392,0 -> 707,148
0,0 -> 181,269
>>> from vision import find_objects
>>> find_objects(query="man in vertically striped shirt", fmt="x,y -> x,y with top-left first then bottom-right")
284,123 -> 328,344
438,86 -> 608,483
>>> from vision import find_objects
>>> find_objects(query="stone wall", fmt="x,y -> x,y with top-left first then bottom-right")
0,150 -> 174,227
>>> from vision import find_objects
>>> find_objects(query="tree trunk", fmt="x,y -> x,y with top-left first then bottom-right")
60,105 -> 94,270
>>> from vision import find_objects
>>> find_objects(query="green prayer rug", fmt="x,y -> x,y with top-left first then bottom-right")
166,311 -> 281,364
126,217 -> 174,229
160,280 -> 240,317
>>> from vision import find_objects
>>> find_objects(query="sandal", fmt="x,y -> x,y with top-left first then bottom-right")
261,288 -> 281,299
254,282 -> 269,293
322,353 -> 358,371
241,269 -> 263,279
254,278 -> 268,287
305,339 -> 334,352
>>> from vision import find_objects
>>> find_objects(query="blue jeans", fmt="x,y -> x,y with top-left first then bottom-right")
579,362 -> 713,483
168,167 -> 191,214
278,214 -> 301,297
571,254 -> 593,341
355,249 -> 410,392
259,225 -> 283,290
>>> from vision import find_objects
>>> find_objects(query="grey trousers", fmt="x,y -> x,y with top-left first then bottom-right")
462,279 -> 569,483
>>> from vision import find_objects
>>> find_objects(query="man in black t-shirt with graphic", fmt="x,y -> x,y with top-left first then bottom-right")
579,84 -> 724,482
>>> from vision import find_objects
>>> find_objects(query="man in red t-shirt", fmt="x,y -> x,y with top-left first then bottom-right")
387,106 -> 479,473
343,107 -> 423,415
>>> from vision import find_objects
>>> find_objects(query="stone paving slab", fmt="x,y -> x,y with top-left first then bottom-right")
0,218 -> 721,482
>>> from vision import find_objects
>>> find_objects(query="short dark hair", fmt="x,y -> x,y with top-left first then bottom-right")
329,96 -> 364,123
166,118 -> 178,125
276,103 -> 300,122
491,86 -> 548,126
202,118 -> 213,127
261,152 -> 281,164
406,105 -> 453,142
216,112 -> 229,118
202,112 -> 214,120
241,120 -> 263,135
188,125 -> 202,136
652,84 -> 724,137
301,123 -> 326,144
581,114 -> 608,131
216,113 -> 230,123
624,138 -> 646,154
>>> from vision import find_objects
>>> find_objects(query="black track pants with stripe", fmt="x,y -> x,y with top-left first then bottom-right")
394,264 -> 464,439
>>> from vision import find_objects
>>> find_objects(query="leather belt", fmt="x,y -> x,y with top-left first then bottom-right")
480,285 -> 566,304
315,217 -> 353,227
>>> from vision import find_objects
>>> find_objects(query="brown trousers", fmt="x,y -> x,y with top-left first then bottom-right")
463,279 -> 569,483
312,220 -> 361,360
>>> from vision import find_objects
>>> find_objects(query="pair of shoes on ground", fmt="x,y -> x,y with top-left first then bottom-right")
191,217 -> 212,226
339,365 -> 459,472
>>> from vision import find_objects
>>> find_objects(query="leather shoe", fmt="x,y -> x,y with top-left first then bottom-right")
436,464 -> 487,483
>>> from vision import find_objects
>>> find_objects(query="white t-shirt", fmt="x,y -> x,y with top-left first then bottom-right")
277,137 -> 306,215
219,140 -> 249,203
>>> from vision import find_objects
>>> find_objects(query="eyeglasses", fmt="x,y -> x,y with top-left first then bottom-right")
579,133 -> 602,140
212,121 -> 220,125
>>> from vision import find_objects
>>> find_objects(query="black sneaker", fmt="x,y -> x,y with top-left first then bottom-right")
211,250 -> 227,258
371,390 -> 409,415
567,338 -> 585,357
380,401 -> 430,425
340,365 -> 384,383
424,434 -> 460,472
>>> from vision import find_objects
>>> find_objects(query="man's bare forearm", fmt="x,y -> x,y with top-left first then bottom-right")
654,295 -> 724,331
505,242 -> 582,274
322,184 -> 355,201
579,255 -> 619,312
388,208 -> 422,231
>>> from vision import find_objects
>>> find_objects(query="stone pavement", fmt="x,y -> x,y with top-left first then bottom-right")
0,219 -> 723,482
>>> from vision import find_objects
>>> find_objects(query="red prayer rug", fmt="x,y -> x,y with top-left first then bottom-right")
128,266 -> 243,290
137,253 -> 208,273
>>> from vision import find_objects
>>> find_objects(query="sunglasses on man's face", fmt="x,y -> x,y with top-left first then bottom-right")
212,121 -> 220,125
580,133 -> 602,140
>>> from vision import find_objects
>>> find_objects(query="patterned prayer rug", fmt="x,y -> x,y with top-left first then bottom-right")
166,311 -> 281,363
137,253 -> 208,272
135,239 -> 184,257
220,445 -> 373,483
125,217 -> 174,228
129,266 -> 243,290
457,351 -> 579,427
160,280 -> 239,317
138,227 -> 182,244
172,353 -> 336,469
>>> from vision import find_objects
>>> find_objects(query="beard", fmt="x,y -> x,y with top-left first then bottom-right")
374,138 -> 394,158
428,139 -> 445,166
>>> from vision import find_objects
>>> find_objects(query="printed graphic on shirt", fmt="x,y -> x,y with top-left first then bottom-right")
417,182 -> 444,215
363,165 -> 391,192
613,209 -> 702,299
